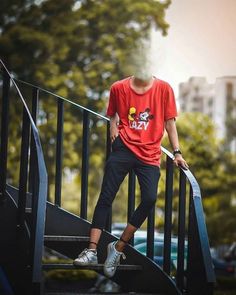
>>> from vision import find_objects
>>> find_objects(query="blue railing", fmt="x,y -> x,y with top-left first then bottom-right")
0,60 -> 48,293
0,62 -> 216,294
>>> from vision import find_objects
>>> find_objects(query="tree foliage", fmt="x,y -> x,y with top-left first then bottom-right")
161,113 -> 236,245
2,1 -> 235,246
0,0 -> 171,108
0,0 -> 171,196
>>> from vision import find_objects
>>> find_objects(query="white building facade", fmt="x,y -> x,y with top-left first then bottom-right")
179,76 -> 236,152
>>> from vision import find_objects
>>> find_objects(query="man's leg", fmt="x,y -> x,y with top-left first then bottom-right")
113,163 -> 160,252
89,150 -> 132,247
88,228 -> 103,250
88,222 -> 137,251
103,162 -> 160,277
129,161 -> 160,229
115,223 -> 138,252
74,148 -> 133,266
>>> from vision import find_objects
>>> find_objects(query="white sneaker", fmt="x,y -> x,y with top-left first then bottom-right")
73,248 -> 98,266
103,241 -> 126,278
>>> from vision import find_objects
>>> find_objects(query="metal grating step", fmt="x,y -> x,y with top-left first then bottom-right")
43,263 -> 142,271
44,235 -> 90,242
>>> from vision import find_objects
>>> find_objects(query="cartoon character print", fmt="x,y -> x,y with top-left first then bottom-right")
138,108 -> 154,122
128,107 -> 137,121
128,107 -> 154,131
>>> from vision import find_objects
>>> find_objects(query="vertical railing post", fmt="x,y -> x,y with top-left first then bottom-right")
29,87 -> 39,194
105,120 -> 112,232
0,69 -> 10,202
186,187 -> 215,295
176,169 -> 187,291
29,159 -> 39,291
80,110 -> 89,219
163,155 -> 174,274
106,120 -> 111,160
128,170 -> 136,245
187,186 -> 200,294
31,151 -> 47,295
147,207 -> 155,259
28,116 -> 48,295
17,107 -> 30,229
54,98 -> 64,206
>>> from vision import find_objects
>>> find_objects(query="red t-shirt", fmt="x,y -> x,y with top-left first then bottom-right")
106,77 -> 177,166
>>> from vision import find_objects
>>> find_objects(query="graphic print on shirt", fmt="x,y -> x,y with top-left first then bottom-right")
128,107 -> 154,130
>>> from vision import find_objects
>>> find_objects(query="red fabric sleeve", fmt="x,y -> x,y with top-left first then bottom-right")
164,84 -> 178,121
106,86 -> 117,117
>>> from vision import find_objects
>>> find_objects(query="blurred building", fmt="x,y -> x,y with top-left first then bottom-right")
179,76 -> 236,152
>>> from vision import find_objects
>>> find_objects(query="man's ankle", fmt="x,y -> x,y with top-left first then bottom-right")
89,241 -> 98,250
115,240 -> 125,252
88,247 -> 97,252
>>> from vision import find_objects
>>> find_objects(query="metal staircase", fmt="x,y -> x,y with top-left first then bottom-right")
0,60 -> 216,294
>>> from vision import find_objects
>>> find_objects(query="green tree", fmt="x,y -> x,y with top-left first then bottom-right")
160,112 -> 236,245
0,0 -> 171,201
1,0 -> 171,106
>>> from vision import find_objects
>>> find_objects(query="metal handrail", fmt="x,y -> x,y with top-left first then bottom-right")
13,75 -> 215,292
161,146 -> 201,196
0,60 -> 48,288
161,147 -> 215,284
15,78 -> 109,121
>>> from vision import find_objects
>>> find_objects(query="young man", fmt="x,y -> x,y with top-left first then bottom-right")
74,74 -> 188,278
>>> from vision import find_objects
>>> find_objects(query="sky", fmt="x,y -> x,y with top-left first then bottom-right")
150,0 -> 236,97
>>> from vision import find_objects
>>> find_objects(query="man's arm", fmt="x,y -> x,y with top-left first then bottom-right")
109,113 -> 120,143
165,118 -> 189,169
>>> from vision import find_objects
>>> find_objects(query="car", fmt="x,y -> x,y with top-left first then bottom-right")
211,246 -> 236,277
212,257 -> 235,277
111,223 -> 163,246
134,239 -> 188,272
223,242 -> 236,262
135,237 -> 235,279
133,231 -> 163,246
111,222 -> 127,232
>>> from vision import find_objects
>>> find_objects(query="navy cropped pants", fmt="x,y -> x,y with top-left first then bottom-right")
91,135 -> 160,229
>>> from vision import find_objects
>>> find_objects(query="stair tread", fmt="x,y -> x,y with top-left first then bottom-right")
43,263 -> 142,271
44,293 -> 159,295
44,235 -> 90,242
45,293 -> 159,295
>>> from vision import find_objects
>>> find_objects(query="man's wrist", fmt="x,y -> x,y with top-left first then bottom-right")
173,149 -> 182,156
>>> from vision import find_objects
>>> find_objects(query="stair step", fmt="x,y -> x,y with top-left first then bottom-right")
44,235 -> 90,242
44,293 -> 159,295
43,263 -> 142,271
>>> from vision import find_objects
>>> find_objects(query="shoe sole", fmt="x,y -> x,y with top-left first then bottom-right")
73,260 -> 98,266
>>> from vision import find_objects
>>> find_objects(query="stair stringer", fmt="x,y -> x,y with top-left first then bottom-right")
0,190 -> 32,294
45,202 -> 181,295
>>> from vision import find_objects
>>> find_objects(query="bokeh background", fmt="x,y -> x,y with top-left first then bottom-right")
1,1 -> 236,293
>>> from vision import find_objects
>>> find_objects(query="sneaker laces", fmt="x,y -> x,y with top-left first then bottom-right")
78,248 -> 96,259
106,251 -> 126,267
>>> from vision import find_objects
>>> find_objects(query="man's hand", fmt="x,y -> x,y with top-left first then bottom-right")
110,125 -> 119,143
110,113 -> 119,143
173,154 -> 189,170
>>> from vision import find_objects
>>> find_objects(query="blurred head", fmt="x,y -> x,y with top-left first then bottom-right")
131,39 -> 153,81
133,65 -> 153,82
